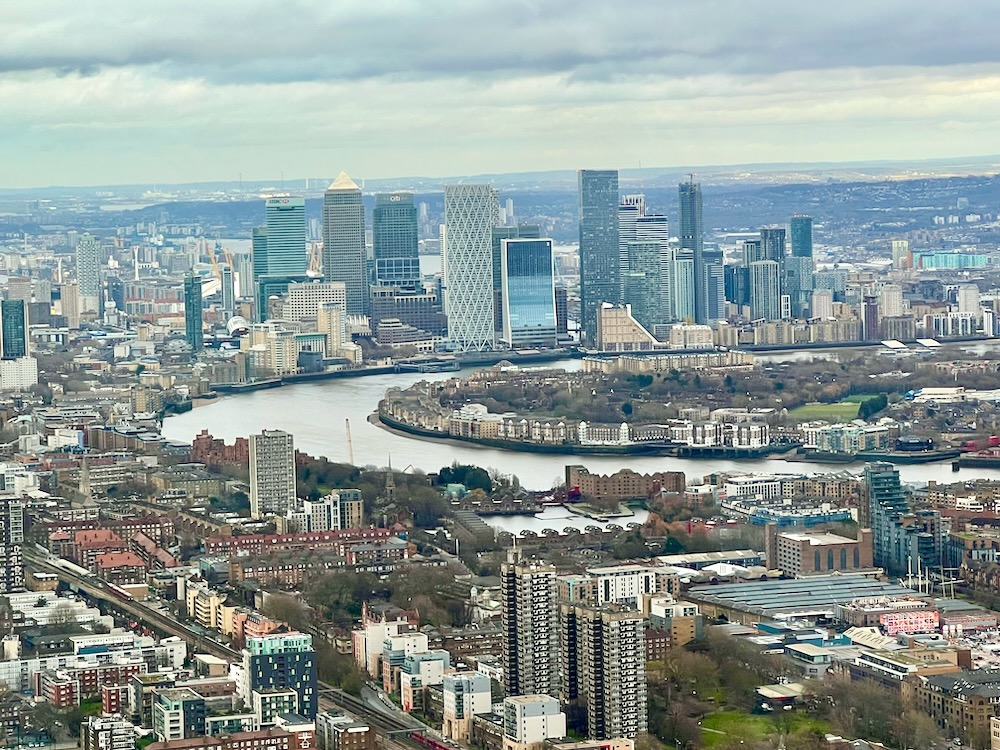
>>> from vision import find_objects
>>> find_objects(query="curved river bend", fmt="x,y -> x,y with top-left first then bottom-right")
161,351 -> 1000,495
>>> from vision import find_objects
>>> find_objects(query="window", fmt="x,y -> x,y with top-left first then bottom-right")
840,549 -> 847,570
828,550 -> 834,570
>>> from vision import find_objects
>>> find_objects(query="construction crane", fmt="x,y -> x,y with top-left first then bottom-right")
308,242 -> 323,277
345,419 -> 354,465
207,241 -> 223,282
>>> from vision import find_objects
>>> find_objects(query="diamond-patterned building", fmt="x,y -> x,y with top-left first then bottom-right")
443,184 -> 499,351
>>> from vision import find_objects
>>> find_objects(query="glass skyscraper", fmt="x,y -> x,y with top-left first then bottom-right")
678,181 -> 706,323
373,192 -> 420,290
790,215 -> 814,258
579,170 -> 619,343
492,225 -> 541,333
323,173 -> 368,316
500,238 -> 557,348
262,197 -> 308,277
622,240 -> 661,331
0,300 -> 28,360
183,275 -> 204,353
443,184 -> 499,351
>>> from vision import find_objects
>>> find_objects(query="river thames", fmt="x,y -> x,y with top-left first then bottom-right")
161,344 -> 1000,494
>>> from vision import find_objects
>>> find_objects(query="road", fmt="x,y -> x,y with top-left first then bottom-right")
26,552 -> 429,745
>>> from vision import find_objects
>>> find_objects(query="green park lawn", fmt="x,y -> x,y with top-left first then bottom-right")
789,401 -> 860,422
700,711 -> 831,747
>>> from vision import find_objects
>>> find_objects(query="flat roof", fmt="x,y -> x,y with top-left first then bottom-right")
779,531 -> 858,546
687,575 -> 925,619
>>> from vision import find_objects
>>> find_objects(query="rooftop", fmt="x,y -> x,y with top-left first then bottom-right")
779,531 -> 859,545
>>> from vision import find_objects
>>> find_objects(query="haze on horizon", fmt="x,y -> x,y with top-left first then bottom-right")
5,1 -> 1000,189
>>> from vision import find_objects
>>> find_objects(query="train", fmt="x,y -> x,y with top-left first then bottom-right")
105,583 -> 134,600
49,557 -> 95,579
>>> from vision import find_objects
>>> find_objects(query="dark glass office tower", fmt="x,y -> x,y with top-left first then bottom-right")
0,300 -> 28,360
492,225 -> 541,333
760,227 -> 787,263
183,275 -> 204,353
373,192 -> 420,290
500,238 -> 557,348
578,170 -> 619,342
678,181 -> 706,323
790,215 -> 814,258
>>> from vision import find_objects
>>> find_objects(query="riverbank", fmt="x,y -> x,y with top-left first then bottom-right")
376,410 -> 787,459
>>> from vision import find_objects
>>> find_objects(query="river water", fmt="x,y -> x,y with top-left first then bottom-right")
161,342 -> 1000,501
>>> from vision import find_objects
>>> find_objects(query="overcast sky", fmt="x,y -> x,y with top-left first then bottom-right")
5,1 -> 1000,188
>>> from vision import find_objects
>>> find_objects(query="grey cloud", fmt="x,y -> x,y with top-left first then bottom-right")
2,1 -> 999,86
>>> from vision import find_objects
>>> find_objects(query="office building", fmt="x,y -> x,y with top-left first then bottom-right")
790,215 -> 813,258
678,180 -> 706,323
759,227 -> 786,263
783,255 -> 814,318
77,233 -> 102,313
704,248 -> 726,321
242,632 -> 317,719
672,250 -> 696,322
370,286 -> 447,340
373,193 -> 420,290
249,430 -> 296,519
622,241 -> 661,331
492,225 -> 541,333
501,239 -> 558,348
280,281 -> 348,324
749,261 -> 781,321
502,554 -> 558,697
0,499 -> 24,593
261,197 -> 308,278
957,284 -> 981,315
221,266 -> 235,318
561,604 -> 647,739
618,202 -> 640,299
323,174 -> 368,316
443,185 -> 499,351
236,253 -> 255,297
184,275 -> 204,353
0,300 -> 29,359
724,265 -> 750,309
635,214 -> 671,323
579,170 -> 620,342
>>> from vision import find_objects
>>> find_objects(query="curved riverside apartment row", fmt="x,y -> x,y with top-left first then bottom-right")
378,384 -> 781,458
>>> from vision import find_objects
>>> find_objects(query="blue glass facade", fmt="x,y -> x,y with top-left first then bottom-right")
0,300 -> 28,359
373,193 -> 420,290
501,239 -> 557,348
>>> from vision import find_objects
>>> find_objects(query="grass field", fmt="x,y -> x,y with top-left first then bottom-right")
789,401 -> 860,421
700,711 -> 831,747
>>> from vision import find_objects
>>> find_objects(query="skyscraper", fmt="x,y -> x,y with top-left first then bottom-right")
500,238 -> 557,349
249,429 -> 296,519
635,214 -> 672,323
502,554 -> 558,698
323,174 -> 369,316
242,632 -> 317,719
492,225 -> 541,334
251,227 -> 269,282
263,197 -> 308,277
373,192 -> 420,290
862,295 -> 880,341
622,241 -> 661,331
703,249 -> 726,321
76,233 -> 102,313
579,170 -> 620,342
760,227 -> 787,263
673,249 -> 696,322
790,215 -> 813,258
221,266 -> 235,318
749,260 -> 781,321
0,300 -> 28,360
183,275 -> 203,353
678,181 -> 706,323
443,184 -> 499,351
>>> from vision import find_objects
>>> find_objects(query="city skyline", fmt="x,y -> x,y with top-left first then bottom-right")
5,2 -> 1000,187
